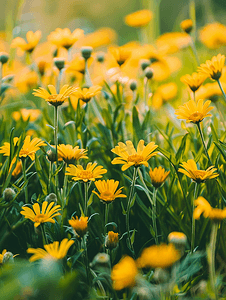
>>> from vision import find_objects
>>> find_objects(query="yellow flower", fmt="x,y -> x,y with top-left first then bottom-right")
48,28 -> 84,49
11,30 -> 41,53
33,84 -> 77,107
15,68 -> 38,94
168,232 -> 187,244
194,196 -> 226,221
124,10 -> 153,28
199,23 -> 226,49
68,216 -> 88,237
12,109 -> 41,122
111,256 -> 138,290
0,249 -> 7,264
57,144 -> 88,163
181,72 -> 207,92
175,99 -> 213,124
109,43 -> 138,66
72,86 -> 102,103
9,157 -> 22,178
0,137 -> 19,156
198,54 -> 225,80
156,32 -> 191,55
19,136 -> 46,161
105,231 -> 119,250
20,201 -> 61,227
66,162 -> 107,182
111,140 -> 158,171
180,19 -> 193,34
136,244 -> 181,269
178,159 -> 219,183
27,238 -> 74,262
92,179 -> 126,203
149,166 -> 170,188
152,82 -> 178,110
196,81 -> 226,102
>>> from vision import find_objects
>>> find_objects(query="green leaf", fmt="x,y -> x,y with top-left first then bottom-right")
35,155 -> 48,195
131,229 -> 136,245
132,106 -> 142,143
175,133 -> 188,163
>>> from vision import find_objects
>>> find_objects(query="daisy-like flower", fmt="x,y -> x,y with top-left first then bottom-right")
11,30 -> 41,53
73,86 -> 102,103
198,54 -> 225,80
124,9 -> 153,28
33,84 -> 77,107
19,136 -> 46,161
200,23 -> 226,49
181,72 -> 207,92
180,19 -> 193,34
0,249 -> 7,264
105,231 -> 119,250
66,162 -> 107,182
194,196 -> 226,221
111,140 -> 158,171
111,256 -> 138,290
20,201 -> 61,227
48,28 -> 84,49
92,179 -> 126,203
27,238 -> 74,262
0,137 -> 19,156
68,216 -> 88,237
136,243 -> 181,269
109,45 -> 135,66
175,99 -> 213,124
149,166 -> 170,188
178,159 -> 219,183
12,109 -> 41,122
57,144 -> 88,163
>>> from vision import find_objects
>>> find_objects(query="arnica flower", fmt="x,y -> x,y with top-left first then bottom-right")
57,144 -> 88,163
0,249 -> 7,264
33,85 -> 77,107
12,109 -> 41,122
178,159 -> 219,183
19,136 -> 46,161
124,9 -> 153,28
68,216 -> 88,237
181,72 -> 207,92
198,54 -> 225,80
20,201 -> 61,228
111,140 -> 158,171
111,256 -> 138,290
92,179 -> 126,204
136,244 -> 181,269
66,162 -> 107,182
9,157 -> 22,178
196,82 -> 226,102
105,231 -> 119,250
175,99 -> 213,124
109,44 -> 135,66
48,28 -> 84,49
199,23 -> 226,49
194,196 -> 226,221
72,86 -> 102,103
156,32 -> 191,55
11,30 -> 41,53
180,19 -> 193,34
27,238 -> 74,262
149,166 -> 170,188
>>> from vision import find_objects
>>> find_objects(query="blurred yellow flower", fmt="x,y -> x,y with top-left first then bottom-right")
180,19 -> 193,34
156,32 -> 191,55
66,162 -> 107,182
0,137 -> 19,156
178,159 -> 219,183
152,82 -> 177,109
27,238 -> 74,262
168,232 -> 187,245
149,166 -> 170,188
198,54 -> 225,80
20,201 -> 61,228
48,28 -> 84,49
111,140 -> 158,171
57,144 -> 88,163
0,249 -> 7,264
92,179 -> 126,203
124,10 -> 153,28
196,82 -> 226,102
68,216 -> 88,237
105,231 -> 119,250
175,99 -> 213,123
181,72 -> 207,92
194,196 -> 226,221
109,44 -> 137,66
136,243 -> 181,269
111,256 -> 138,290
12,109 -> 41,122
15,69 -> 38,94
19,136 -> 46,161
73,85 -> 102,103
199,23 -> 226,49
9,157 -> 22,178
11,30 -> 41,53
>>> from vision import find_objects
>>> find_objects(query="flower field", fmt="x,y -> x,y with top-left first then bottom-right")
1,1 -> 226,299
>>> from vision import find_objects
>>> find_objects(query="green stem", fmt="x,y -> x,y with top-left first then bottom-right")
144,77 -> 149,109
104,204 -> 109,252
191,182 -> 198,253
189,35 -> 200,65
54,105 -> 58,194
196,122 -> 212,166
48,161 -> 52,193
82,236 -> 90,285
84,181 -> 89,216
193,91 -> 196,102
152,187 -> 158,245
22,158 -> 28,204
40,223 -> 48,245
62,163 -> 69,225
217,79 -> 226,104
209,222 -> 219,300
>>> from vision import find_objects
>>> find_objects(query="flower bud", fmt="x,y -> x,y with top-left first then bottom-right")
168,231 -> 187,255
96,52 -> 105,63
105,231 -> 119,250
81,46 -> 93,60
53,57 -> 65,71
3,188 -> 16,202
90,253 -> 110,269
153,268 -> 170,283
129,79 -> 137,91
2,252 -> 14,264
180,19 -> 193,34
0,52 -> 9,65
46,149 -> 57,162
144,67 -> 153,79
45,193 -> 57,204
140,59 -> 150,71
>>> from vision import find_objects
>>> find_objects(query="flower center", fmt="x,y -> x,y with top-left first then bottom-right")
100,191 -> 115,201
78,170 -> 93,180
127,154 -> 143,165
189,112 -> 203,123
34,214 -> 48,223
48,95 -> 58,101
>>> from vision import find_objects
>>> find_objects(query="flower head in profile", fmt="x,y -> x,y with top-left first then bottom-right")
199,23 -> 226,49
198,54 -> 225,80
124,9 -> 153,28
33,85 -> 77,107
0,137 -> 19,156
48,28 -> 84,49
175,99 -> 213,124
105,231 -> 119,250
20,201 -> 61,227
11,30 -> 41,53
149,166 -> 170,188
136,244 -> 181,269
27,238 -> 74,262
69,216 -> 88,237
180,19 -> 193,34
194,196 -> 226,221
19,136 -> 46,161
57,144 -> 88,163
0,249 -> 7,264
73,86 -> 102,103
66,162 -> 107,182
9,157 -> 22,178
109,44 -> 136,66
178,159 -> 219,183
111,256 -> 138,290
111,140 -> 158,171
92,179 -> 126,204
181,72 -> 207,92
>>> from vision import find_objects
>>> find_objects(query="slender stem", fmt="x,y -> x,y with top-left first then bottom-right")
189,35 -> 200,65
209,221 -> 219,300
62,163 -> 69,225
191,182 -> 198,253
54,105 -> 58,193
193,91 -> 196,103
40,223 -> 48,245
0,62 -> 2,97
22,158 -> 28,204
82,236 -> 90,285
104,204 -> 109,252
196,122 -> 212,166
217,79 -> 226,104
48,161 -> 52,193
152,187 -> 158,245
144,77 -> 149,109
84,181 -> 89,216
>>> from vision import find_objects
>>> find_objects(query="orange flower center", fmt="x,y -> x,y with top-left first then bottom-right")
78,170 -> 93,180
34,214 -> 48,223
100,191 -> 115,201
127,154 -> 143,165
189,112 -> 203,122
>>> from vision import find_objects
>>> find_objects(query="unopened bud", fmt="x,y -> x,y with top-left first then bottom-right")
168,232 -> 187,255
46,149 -> 56,162
144,67 -> 153,79
53,57 -> 65,71
140,59 -> 150,71
129,79 -> 137,91
105,231 -> 119,250
90,253 -> 110,269
0,52 -> 9,65
2,252 -> 14,264
81,46 -> 93,60
96,52 -> 105,63
3,188 -> 16,202
45,193 -> 57,204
